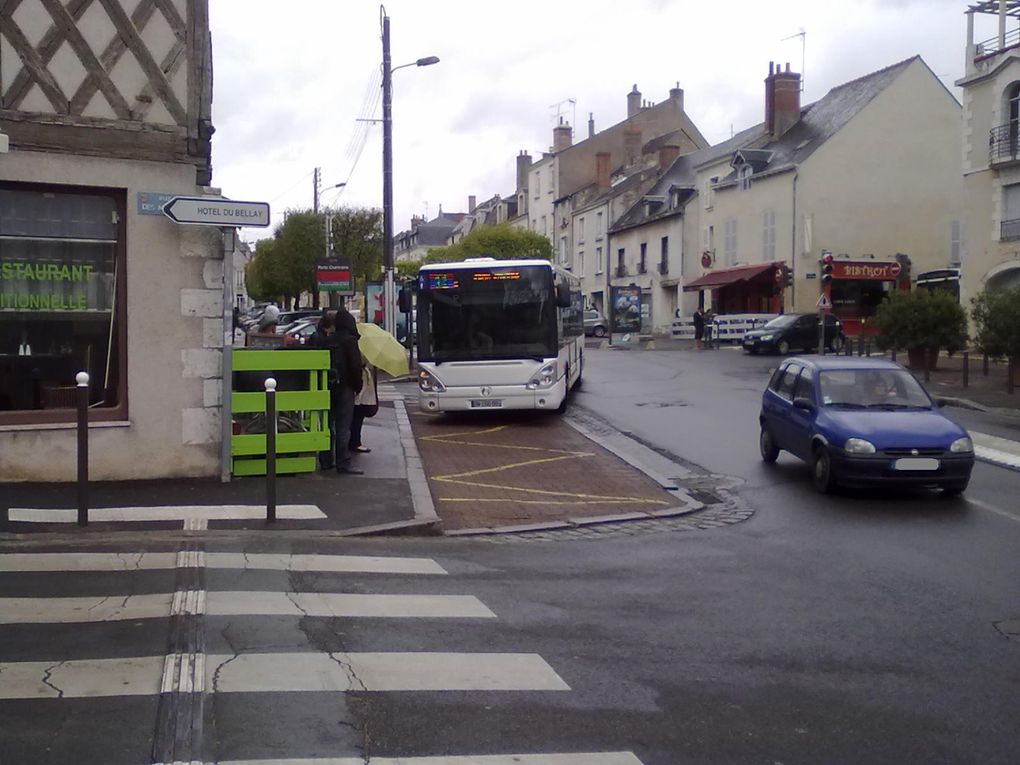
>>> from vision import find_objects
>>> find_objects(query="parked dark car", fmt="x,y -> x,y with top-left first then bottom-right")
743,313 -> 845,355
274,309 -> 322,334
584,310 -> 608,337
758,356 -> 974,494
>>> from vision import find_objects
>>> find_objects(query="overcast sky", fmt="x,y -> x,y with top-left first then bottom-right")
208,0 -> 976,245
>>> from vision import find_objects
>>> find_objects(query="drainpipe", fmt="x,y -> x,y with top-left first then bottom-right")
790,171 -> 798,311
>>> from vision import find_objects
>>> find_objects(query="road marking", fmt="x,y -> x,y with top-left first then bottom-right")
422,425 -> 671,508
0,652 -> 569,699
6,504 -> 326,524
0,656 -> 165,699
218,754 -> 645,765
207,652 -> 570,693
967,496 -> 1020,524
0,593 -> 174,624
0,552 -> 447,575
206,591 -> 495,618
0,591 -> 492,623
971,431 -> 1020,471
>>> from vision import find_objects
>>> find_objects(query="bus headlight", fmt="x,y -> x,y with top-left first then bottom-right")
418,369 -> 446,393
526,361 -> 557,390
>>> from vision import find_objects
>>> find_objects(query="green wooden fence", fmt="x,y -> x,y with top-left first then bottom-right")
231,349 -> 331,476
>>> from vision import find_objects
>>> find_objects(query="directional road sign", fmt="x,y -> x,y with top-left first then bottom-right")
162,196 -> 270,227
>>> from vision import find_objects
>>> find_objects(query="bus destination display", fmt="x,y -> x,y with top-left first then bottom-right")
423,272 -> 459,290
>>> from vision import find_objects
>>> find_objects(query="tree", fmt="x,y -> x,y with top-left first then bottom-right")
874,288 -> 968,369
274,211 -> 325,308
425,223 -> 552,262
395,259 -> 423,279
327,206 -> 384,290
245,238 -> 290,303
971,286 -> 1020,360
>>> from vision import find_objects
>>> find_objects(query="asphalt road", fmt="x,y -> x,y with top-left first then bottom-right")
2,345 -> 1019,764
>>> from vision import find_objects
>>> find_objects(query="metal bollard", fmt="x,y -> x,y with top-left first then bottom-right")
890,348 -> 897,363
845,341 -> 852,357
265,377 -> 277,523
924,349 -> 932,383
1009,358 -> 1016,396
962,351 -> 969,389
983,353 -> 989,377
865,341 -> 872,357
857,336 -> 864,357
76,371 -> 89,527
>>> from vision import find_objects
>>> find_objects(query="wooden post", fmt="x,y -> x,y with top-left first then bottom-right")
962,351 -> 969,389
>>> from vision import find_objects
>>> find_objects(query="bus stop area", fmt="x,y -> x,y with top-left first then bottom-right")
406,407 -> 690,532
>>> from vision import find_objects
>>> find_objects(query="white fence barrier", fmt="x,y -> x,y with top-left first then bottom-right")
672,313 -> 779,343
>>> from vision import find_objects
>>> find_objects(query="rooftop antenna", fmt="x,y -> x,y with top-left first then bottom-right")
781,28 -> 806,93
549,97 -> 577,128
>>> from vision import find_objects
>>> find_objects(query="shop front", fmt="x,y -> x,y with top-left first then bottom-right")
683,261 -> 785,314
825,259 -> 909,336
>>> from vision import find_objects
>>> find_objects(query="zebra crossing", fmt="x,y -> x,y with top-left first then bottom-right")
0,548 -> 646,765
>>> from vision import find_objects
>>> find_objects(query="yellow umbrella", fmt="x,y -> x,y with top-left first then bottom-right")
356,322 -> 410,377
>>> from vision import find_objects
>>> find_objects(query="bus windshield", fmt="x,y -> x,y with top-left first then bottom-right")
418,264 -> 557,361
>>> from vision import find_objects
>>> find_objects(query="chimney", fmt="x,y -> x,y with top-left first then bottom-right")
765,61 -> 802,138
553,117 -> 573,152
627,84 -> 641,118
624,126 -> 642,164
468,195 -> 476,214
669,82 -> 684,112
516,150 -> 531,193
595,152 -> 611,191
588,112 -> 595,139
658,144 -> 680,171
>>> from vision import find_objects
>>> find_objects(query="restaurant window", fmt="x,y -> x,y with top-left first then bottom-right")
0,184 -> 126,424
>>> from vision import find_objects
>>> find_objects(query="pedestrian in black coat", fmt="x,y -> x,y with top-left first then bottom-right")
310,311 -> 364,474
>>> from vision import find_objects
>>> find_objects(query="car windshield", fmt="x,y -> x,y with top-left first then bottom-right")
763,314 -> 798,329
819,368 -> 933,409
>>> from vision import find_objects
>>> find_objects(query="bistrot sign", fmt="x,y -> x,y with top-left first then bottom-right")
162,197 -> 270,227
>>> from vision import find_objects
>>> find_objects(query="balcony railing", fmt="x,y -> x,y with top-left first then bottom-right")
976,27 -> 1020,60
990,124 -> 1020,165
658,261 -> 669,275
1001,218 -> 1020,241
615,265 -> 627,278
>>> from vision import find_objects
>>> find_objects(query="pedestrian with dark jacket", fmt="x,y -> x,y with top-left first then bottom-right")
692,307 -> 705,350
310,310 -> 364,474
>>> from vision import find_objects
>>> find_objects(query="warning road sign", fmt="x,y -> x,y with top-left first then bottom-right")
816,293 -> 832,310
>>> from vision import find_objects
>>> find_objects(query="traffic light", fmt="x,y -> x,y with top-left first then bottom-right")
783,265 -> 794,288
820,251 -> 834,284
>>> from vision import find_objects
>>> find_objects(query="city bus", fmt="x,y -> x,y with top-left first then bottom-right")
415,258 -> 583,412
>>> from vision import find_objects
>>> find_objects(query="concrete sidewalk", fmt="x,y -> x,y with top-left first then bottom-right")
0,386 -> 436,537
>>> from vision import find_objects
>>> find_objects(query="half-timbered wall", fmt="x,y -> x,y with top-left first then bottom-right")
0,0 -> 212,183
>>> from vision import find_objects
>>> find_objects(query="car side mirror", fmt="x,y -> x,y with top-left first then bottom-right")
793,397 -> 815,412
932,397 -> 947,408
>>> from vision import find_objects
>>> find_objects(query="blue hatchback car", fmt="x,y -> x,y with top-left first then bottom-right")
759,357 -> 975,494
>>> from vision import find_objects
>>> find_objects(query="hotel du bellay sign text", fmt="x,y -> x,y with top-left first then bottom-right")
162,197 -> 270,228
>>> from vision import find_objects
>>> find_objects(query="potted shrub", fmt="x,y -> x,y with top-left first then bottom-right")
874,289 -> 968,371
971,286 -> 1020,384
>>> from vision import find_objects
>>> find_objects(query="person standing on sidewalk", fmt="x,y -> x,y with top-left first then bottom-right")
692,307 -> 705,350
349,362 -> 378,454
310,311 -> 365,474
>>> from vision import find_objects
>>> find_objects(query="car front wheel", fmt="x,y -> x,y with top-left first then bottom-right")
593,326 -> 606,337
760,425 -> 780,463
777,339 -> 790,355
942,480 -> 969,497
812,446 -> 837,494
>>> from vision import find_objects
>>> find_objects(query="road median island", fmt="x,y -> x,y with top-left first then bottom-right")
405,408 -> 687,533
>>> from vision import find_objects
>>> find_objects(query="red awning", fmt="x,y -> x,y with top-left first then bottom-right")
683,262 -> 779,291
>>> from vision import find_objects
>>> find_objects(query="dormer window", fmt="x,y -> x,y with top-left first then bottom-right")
739,163 -> 753,191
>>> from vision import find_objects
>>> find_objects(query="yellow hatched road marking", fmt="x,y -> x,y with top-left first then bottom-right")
421,425 -> 670,507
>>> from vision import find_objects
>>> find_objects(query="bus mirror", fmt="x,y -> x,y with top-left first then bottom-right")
555,282 -> 571,308
397,287 -> 412,313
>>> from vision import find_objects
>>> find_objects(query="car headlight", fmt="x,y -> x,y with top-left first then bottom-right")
844,437 -> 876,454
526,361 -> 558,390
950,437 -> 974,453
759,334 -> 773,341
418,369 -> 446,393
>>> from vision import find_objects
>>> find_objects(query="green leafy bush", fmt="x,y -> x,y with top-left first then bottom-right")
971,286 -> 1020,360
874,289 -> 968,355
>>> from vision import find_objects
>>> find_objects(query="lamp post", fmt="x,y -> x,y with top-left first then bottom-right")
381,5 -> 438,334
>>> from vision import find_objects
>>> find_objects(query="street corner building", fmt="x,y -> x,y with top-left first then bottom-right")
0,0 -> 224,481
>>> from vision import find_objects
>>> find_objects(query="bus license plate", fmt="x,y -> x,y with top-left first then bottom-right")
470,399 -> 503,408
892,457 -> 939,471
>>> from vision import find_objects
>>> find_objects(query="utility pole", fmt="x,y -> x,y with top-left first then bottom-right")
313,166 -> 320,214
381,10 -> 395,335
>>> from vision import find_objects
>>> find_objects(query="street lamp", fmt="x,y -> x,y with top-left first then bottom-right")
381,5 -> 439,335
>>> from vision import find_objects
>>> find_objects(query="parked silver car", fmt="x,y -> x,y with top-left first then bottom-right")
583,310 -> 608,337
